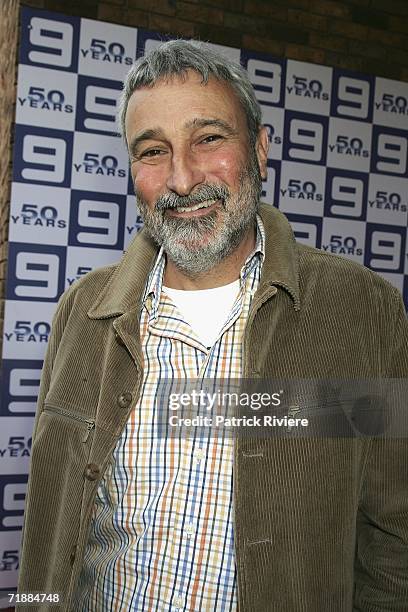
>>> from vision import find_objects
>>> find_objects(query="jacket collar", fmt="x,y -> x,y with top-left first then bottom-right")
87,203 -> 300,319
258,203 -> 300,310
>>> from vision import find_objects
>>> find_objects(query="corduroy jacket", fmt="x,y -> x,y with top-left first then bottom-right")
18,203 -> 408,611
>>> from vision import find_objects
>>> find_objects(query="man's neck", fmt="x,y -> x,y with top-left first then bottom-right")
163,226 -> 256,290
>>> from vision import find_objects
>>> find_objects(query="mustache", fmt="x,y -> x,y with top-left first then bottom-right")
155,184 -> 230,211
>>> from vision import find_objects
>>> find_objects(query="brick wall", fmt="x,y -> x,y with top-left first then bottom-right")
23,0 -> 408,81
1,0 -> 408,350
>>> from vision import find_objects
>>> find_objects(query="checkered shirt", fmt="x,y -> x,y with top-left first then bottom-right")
75,215 -> 265,611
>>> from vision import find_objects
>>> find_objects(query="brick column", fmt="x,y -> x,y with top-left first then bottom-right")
0,0 -> 19,359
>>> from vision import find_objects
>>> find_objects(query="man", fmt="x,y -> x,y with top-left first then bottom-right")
18,40 -> 408,611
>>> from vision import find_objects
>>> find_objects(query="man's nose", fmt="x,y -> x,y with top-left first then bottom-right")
166,150 -> 205,196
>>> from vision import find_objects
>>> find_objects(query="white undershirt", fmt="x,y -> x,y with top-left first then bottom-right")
162,279 -> 240,348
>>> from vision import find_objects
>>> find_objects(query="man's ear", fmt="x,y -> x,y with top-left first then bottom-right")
255,126 -> 269,180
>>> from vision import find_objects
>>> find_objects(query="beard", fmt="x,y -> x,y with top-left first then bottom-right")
134,149 -> 263,277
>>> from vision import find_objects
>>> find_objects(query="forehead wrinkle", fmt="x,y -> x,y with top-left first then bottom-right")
184,117 -> 238,136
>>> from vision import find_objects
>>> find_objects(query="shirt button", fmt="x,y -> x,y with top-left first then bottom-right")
173,595 -> 184,609
84,463 -> 100,481
194,449 -> 205,463
117,392 -> 132,408
185,523 -> 194,537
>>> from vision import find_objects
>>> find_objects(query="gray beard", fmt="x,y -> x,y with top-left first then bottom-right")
135,152 -> 263,277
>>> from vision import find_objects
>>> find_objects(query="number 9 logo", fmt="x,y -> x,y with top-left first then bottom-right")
28,17 -> 74,68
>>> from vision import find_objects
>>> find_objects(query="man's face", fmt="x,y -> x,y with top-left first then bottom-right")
125,70 -> 268,276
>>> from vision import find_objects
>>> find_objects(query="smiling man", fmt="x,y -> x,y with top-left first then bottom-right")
125,65 -> 267,288
18,40 -> 408,611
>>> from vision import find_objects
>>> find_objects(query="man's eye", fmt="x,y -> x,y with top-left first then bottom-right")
201,134 -> 223,144
141,148 -> 164,158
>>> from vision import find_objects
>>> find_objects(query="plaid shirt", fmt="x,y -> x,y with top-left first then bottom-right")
75,215 -> 265,611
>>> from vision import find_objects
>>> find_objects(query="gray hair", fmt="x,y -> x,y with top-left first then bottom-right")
118,39 -> 262,146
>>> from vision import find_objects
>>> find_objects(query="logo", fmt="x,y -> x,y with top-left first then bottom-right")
331,72 -> 373,121
21,9 -> 79,71
11,203 -> 67,229
69,190 -> 126,250
325,170 -> 368,220
371,126 -> 408,176
0,437 -> 31,460
364,225 -> 405,273
76,76 -> 122,135
13,126 -> 73,187
73,152 -> 126,178
369,190 -> 407,213
7,243 -> 66,301
4,321 -> 50,345
328,135 -> 369,158
280,179 -> 322,202
375,93 -> 408,115
287,75 -> 329,101
0,360 -> 41,417
243,53 -> 284,106
0,476 -> 27,531
321,234 -> 363,257
18,86 -> 73,113
283,112 -> 328,164
81,38 -> 132,66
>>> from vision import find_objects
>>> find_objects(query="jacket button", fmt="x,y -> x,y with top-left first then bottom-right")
117,392 -> 132,408
84,463 -> 100,481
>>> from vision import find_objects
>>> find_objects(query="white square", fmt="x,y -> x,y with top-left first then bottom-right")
0,417 -> 35,475
2,300 -> 57,360
78,18 -> 137,80
279,161 -> 325,217
327,117 -> 372,172
373,77 -> 408,130
16,65 -> 77,131
71,132 -> 129,193
285,60 -> 332,116
9,183 -> 70,246
321,218 -> 366,265
367,174 -> 408,226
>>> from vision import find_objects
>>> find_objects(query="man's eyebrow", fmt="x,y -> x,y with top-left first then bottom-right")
184,117 -> 238,135
128,128 -> 166,157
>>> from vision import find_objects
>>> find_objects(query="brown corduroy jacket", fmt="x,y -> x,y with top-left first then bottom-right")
18,204 -> 408,611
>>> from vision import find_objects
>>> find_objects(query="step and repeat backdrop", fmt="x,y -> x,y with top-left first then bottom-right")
1,5 -> 408,591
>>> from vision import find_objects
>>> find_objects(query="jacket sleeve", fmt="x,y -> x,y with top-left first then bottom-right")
18,284 -> 76,593
354,288 -> 408,611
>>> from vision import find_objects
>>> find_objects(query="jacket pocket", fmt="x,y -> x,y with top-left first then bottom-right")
43,403 -> 95,442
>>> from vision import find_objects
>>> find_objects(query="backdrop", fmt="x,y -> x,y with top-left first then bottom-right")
1,5 -> 408,592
